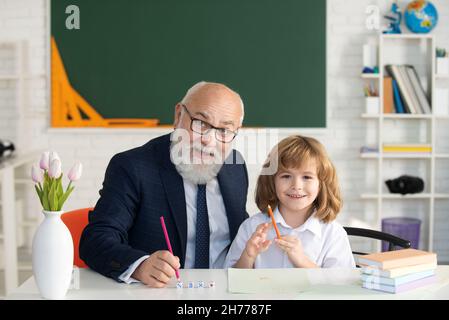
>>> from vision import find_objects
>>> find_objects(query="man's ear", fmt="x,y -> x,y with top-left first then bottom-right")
173,103 -> 182,127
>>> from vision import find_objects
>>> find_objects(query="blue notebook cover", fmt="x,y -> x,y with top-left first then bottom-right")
392,79 -> 405,113
361,269 -> 435,286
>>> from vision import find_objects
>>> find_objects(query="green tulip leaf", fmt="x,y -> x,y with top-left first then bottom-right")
43,176 -> 49,195
58,186 -> 75,211
57,179 -> 63,199
48,181 -> 58,211
34,185 -> 43,206
42,192 -> 50,211
52,196 -> 58,212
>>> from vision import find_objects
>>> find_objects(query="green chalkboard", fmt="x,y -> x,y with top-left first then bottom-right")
51,0 -> 326,127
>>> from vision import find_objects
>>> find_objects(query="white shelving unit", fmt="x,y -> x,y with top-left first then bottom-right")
360,34 -> 449,255
0,40 -> 43,297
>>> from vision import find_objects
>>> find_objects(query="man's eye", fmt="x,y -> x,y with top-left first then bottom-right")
199,121 -> 212,131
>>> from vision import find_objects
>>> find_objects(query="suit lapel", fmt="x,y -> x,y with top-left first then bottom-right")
217,151 -> 242,241
158,134 -> 188,266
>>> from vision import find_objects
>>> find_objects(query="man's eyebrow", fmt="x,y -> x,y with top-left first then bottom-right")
193,112 -> 235,127
194,111 -> 210,120
220,120 -> 235,126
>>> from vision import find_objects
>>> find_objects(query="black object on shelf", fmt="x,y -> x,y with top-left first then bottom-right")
0,140 -> 15,160
385,175 -> 424,195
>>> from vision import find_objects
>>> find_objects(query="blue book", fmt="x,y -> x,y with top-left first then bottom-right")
392,79 -> 405,113
362,275 -> 436,293
361,269 -> 435,286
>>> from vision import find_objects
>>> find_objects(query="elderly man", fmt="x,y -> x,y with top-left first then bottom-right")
80,82 -> 249,287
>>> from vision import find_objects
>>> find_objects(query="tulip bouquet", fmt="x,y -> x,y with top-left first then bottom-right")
31,151 -> 82,212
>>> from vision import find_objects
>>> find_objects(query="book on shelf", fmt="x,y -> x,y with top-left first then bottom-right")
361,262 -> 437,278
391,78 -> 405,113
360,146 -> 379,154
383,148 -> 431,153
398,65 -> 421,114
362,274 -> 436,294
382,143 -> 432,153
356,248 -> 437,270
383,144 -> 431,147
383,77 -> 395,113
361,269 -> 435,286
405,65 -> 432,114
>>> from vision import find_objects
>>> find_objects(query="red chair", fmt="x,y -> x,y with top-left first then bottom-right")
61,208 -> 93,268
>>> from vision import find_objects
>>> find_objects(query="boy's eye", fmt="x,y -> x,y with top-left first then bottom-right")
280,174 -> 290,179
304,176 -> 313,180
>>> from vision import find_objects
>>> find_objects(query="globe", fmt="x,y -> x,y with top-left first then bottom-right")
404,0 -> 438,33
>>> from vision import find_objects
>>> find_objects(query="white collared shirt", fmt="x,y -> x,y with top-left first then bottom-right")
183,177 -> 230,269
224,206 -> 356,269
119,177 -> 230,283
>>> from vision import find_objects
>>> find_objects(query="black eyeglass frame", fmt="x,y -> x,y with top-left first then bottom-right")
180,104 -> 238,143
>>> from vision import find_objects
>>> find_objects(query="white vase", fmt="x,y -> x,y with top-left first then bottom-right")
32,210 -> 74,300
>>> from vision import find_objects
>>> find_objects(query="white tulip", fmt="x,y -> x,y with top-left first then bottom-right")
68,162 -> 83,181
48,159 -> 62,179
31,164 -> 44,183
49,151 -> 61,166
39,151 -> 50,170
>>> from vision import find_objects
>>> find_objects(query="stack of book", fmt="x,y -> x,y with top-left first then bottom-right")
382,143 -> 432,156
385,65 -> 432,114
357,248 -> 437,294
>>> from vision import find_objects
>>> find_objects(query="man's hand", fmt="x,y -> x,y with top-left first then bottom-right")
131,250 -> 181,287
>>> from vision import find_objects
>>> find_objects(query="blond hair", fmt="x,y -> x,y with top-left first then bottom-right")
255,135 -> 342,223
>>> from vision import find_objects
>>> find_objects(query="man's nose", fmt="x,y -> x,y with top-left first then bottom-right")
201,130 -> 217,147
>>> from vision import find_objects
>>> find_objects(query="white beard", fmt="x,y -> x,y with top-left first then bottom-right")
170,131 -> 228,184
173,160 -> 222,185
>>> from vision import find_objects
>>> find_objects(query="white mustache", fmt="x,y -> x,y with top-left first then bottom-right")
192,146 -> 218,157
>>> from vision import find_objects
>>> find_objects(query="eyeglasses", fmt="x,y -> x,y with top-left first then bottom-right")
181,104 -> 238,143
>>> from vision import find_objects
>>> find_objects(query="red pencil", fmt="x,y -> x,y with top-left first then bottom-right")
267,205 -> 281,239
160,216 -> 180,281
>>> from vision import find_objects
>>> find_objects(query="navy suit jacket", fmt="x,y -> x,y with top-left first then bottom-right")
79,133 -> 249,281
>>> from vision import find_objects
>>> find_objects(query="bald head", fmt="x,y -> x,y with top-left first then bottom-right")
180,81 -> 244,127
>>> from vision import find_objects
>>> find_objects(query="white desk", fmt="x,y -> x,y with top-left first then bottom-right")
0,151 -> 42,295
6,266 -> 449,300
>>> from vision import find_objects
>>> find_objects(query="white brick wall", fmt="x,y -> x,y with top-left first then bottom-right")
1,0 -> 449,261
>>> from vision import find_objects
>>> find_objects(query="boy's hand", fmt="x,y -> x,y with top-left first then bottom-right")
275,235 -> 317,268
245,223 -> 272,259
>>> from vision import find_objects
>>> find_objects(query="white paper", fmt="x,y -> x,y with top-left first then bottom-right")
227,268 -> 312,294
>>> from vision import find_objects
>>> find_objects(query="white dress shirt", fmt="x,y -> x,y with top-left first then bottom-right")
224,206 -> 356,269
119,177 -> 230,283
